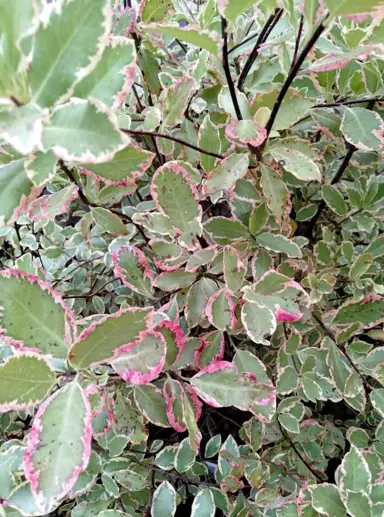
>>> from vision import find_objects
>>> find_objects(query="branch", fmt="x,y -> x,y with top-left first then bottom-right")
237,9 -> 283,91
312,97 -> 384,108
264,19 -> 326,141
221,17 -> 243,120
228,31 -> 259,55
122,128 -> 224,159
291,15 -> 304,68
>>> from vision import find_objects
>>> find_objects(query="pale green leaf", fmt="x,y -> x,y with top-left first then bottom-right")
140,0 -> 174,23
204,217 -> 250,245
161,75 -> 195,128
92,207 -> 129,236
42,99 -> 128,163
217,0 -> 255,23
0,104 -> 45,154
322,185 -> 348,216
151,481 -> 177,517
31,0 -> 112,107
198,114 -> 221,173
260,164 -> 290,223
0,354 -> 56,412
341,107 -> 383,152
256,232 -> 302,258
25,150 -> 57,188
241,301 -> 276,346
134,384 -> 171,428
203,153 -> 249,198
309,484 -> 346,517
269,147 -> 322,182
340,445 -> 371,496
191,488 -> 215,517
344,490 -> 372,517
146,24 -> 220,55
324,0 -> 384,17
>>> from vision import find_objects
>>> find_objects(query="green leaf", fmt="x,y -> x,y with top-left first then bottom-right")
324,0 -> 384,17
73,37 -> 136,108
223,245 -> 246,292
31,0 -> 112,107
134,384 -> 171,428
256,232 -> 302,258
186,278 -> 218,328
0,354 -> 56,413
92,207 -> 129,236
161,75 -> 195,128
277,365 -> 298,395
69,307 -> 152,368
190,362 -> 275,414
233,350 -> 272,386
333,296 -> 384,329
191,488 -> 215,517
344,490 -> 372,517
42,99 -> 128,163
370,388 -> 384,418
206,289 -> 235,331
140,0 -> 174,23
322,185 -> 349,216
278,413 -> 300,434
198,114 -> 221,173
204,217 -> 250,245
113,245 -> 153,296
269,147 -> 322,182
249,203 -> 269,235
151,480 -> 177,517
203,153 -> 249,198
341,107 -> 383,152
260,164 -> 290,223
25,150 -> 57,188
205,435 -> 222,458
24,381 -> 92,513
241,300 -> 276,346
0,104 -> 45,155
0,159 -> 41,227
147,24 -> 220,55
154,269 -> 197,291
175,436 -> 196,473
309,484 -> 346,517
81,144 -> 154,185
0,269 -> 74,358
151,164 -> 200,232
340,445 -> 371,496
217,0 -> 255,23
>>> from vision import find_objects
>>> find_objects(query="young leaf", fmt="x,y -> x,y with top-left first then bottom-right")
42,98 -> 128,163
111,330 -> 166,385
0,269 -> 75,358
145,24 -> 220,55
322,185 -> 348,216
92,207 -> 130,235
31,0 -> 112,107
186,278 -> 218,328
69,307 -> 153,368
206,289 -> 236,331
161,75 -> 195,128
256,232 -> 302,258
225,119 -> 266,148
151,481 -> 177,517
241,301 -> 276,346
260,164 -> 290,223
151,164 -> 201,232
223,245 -> 246,292
249,203 -> 269,235
0,353 -> 56,413
23,381 -> 92,513
113,245 -> 154,296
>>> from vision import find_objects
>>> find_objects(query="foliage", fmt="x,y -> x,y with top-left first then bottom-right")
0,0 -> 383,515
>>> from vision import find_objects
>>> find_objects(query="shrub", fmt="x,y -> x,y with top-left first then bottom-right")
0,0 -> 383,515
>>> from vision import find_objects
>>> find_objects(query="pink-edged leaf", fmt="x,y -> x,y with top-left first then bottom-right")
163,378 -> 187,432
112,245 -> 154,297
333,295 -> 384,330
225,119 -> 267,148
154,320 -> 186,367
150,163 -> 201,233
0,352 -> 56,413
190,361 -> 276,416
23,381 -> 92,514
194,330 -> 225,369
134,384 -> 171,428
28,184 -> 79,221
69,307 -> 153,369
206,288 -> 237,331
111,330 -> 166,385
309,44 -> 384,72
79,142 -> 155,186
0,268 -> 76,358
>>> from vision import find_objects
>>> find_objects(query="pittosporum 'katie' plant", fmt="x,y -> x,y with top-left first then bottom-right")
0,0 -> 383,516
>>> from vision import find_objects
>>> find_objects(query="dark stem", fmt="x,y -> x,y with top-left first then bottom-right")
237,9 -> 283,91
312,97 -> 384,108
291,15 -> 304,68
132,84 -> 144,112
277,420 -> 326,482
13,223 -> 25,254
175,38 -> 187,53
221,17 -> 243,120
264,19 -> 326,140
122,128 -> 224,159
228,31 -> 259,55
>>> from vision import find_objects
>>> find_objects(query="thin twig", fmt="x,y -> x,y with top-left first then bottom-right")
122,128 -> 224,159
175,38 -> 187,53
221,17 -> 243,120
228,31 -> 258,55
277,420 -> 326,482
311,97 -> 384,108
237,9 -> 283,91
13,223 -> 25,254
264,18 -> 326,141
291,15 -> 304,68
